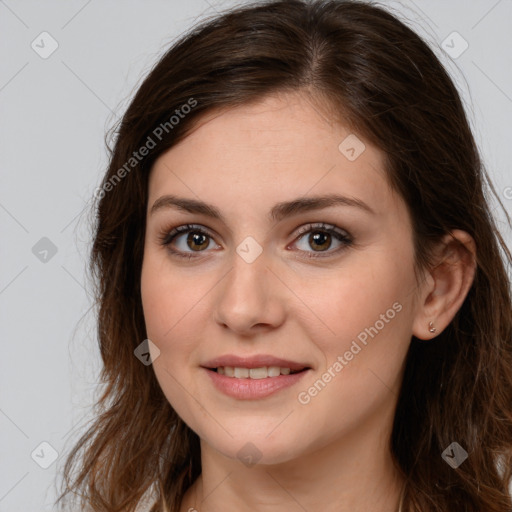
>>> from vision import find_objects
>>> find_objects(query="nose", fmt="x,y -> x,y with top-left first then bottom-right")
213,247 -> 286,336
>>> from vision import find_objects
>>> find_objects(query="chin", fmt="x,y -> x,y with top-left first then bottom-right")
213,437 -> 301,466
194,419 -> 312,465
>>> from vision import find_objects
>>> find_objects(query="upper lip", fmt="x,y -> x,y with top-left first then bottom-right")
201,354 -> 310,371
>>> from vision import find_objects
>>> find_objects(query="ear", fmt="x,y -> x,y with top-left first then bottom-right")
412,230 -> 477,340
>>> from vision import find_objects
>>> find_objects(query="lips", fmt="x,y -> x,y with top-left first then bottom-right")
200,354 -> 312,399
201,354 -> 311,372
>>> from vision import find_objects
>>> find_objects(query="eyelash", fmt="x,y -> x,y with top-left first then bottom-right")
158,222 -> 353,260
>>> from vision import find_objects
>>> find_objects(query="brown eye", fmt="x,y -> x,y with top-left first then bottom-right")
185,232 -> 210,251
160,224 -> 218,259
292,223 -> 352,258
307,231 -> 332,251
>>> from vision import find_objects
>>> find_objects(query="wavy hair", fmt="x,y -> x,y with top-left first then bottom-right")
55,1 -> 512,510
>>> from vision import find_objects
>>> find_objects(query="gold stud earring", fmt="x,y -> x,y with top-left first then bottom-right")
428,321 -> 437,333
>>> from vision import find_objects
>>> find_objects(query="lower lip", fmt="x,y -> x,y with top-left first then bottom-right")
203,368 -> 310,399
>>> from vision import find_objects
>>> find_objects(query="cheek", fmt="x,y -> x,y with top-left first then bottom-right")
297,248 -> 416,375
141,248 -> 205,342
141,258 -> 202,430
140,250 -> 214,404
291,262 -> 413,445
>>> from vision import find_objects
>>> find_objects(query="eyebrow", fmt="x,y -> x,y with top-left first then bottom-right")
149,193 -> 375,222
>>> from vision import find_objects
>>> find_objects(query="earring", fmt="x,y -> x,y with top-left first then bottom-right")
428,321 -> 437,333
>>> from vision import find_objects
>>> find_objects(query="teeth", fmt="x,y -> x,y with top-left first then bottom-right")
249,367 -> 267,379
234,367 -> 249,378
215,366 -> 302,378
267,366 -> 281,377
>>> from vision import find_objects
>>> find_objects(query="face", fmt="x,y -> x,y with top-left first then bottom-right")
141,91 -> 423,465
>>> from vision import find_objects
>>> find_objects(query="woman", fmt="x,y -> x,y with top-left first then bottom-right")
55,0 -> 512,511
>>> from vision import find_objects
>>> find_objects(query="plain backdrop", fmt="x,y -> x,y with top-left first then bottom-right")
0,0 -> 511,510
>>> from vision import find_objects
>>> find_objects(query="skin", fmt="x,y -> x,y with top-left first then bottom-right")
140,91 -> 476,512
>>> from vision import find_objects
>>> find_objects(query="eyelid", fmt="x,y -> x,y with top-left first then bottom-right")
293,222 -> 350,240
157,224 -> 219,249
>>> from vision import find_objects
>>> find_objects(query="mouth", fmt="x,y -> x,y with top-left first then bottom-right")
201,354 -> 312,377
203,365 -> 311,400
207,366 -> 309,379
200,354 -> 312,399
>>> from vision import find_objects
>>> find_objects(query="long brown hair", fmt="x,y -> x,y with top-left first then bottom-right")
55,1 -> 512,510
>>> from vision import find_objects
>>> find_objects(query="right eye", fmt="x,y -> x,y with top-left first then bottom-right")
158,224 -> 220,259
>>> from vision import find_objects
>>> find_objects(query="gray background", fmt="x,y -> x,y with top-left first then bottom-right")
1,0 -> 511,510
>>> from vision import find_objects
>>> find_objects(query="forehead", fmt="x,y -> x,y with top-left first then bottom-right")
147,92 -> 401,220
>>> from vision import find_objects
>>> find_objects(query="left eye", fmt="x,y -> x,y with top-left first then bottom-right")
159,222 -> 352,259
291,222 -> 352,258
